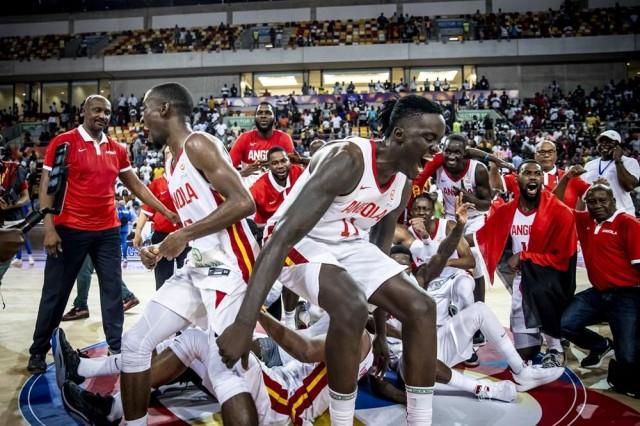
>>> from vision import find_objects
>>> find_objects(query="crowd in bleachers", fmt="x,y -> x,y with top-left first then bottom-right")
1,4 -> 638,61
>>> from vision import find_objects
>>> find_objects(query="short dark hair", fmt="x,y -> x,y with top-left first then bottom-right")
414,192 -> 437,205
517,159 -> 541,173
390,244 -> 412,258
267,146 -> 287,161
446,133 -> 468,148
147,83 -> 193,118
379,95 -> 442,138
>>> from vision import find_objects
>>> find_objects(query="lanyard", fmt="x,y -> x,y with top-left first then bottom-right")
598,159 -> 613,176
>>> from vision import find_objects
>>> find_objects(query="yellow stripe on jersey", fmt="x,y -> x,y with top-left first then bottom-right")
290,367 -> 328,421
284,257 -> 296,267
266,386 -> 289,407
231,223 -> 253,274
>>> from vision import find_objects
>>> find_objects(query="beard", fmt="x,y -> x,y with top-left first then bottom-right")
519,183 -> 542,203
255,118 -> 274,134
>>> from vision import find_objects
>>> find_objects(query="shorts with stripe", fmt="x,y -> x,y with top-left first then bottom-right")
151,264 -> 246,336
279,237 -> 407,305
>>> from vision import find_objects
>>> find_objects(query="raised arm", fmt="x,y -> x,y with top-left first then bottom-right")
553,165 -> 585,202
456,163 -> 491,212
613,146 -> 639,192
217,145 -> 364,367
444,220 -> 475,270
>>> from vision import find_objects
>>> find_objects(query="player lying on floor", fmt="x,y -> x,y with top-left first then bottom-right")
375,245 -> 565,404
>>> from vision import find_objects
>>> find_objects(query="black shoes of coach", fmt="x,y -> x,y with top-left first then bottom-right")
52,328 -> 85,389
61,381 -> 120,426
581,338 -> 614,369
27,353 -> 47,374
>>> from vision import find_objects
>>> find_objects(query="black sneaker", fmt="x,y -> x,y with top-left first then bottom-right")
27,353 -> 47,374
542,349 -> 566,368
52,328 -> 85,389
465,350 -> 480,367
581,338 -> 614,369
473,330 -> 486,347
61,381 -> 120,426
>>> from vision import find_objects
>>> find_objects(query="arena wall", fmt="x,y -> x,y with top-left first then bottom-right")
232,8 -> 311,25
403,1 -> 485,17
151,12 -> 227,29
0,21 -> 68,37
110,75 -> 240,104
73,17 -> 145,34
492,0 -> 565,13
315,4 -> 397,21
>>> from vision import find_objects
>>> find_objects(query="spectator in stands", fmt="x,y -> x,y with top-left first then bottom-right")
478,75 -> 490,89
221,84 -> 230,98
230,83 -> 238,98
27,95 -> 176,374
117,199 -> 134,266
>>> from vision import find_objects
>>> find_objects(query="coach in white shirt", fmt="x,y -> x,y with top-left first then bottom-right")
582,130 -> 640,215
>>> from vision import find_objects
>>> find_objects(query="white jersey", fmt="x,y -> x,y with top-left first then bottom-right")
166,133 -> 259,280
510,208 -> 536,254
248,334 -> 374,425
436,160 -> 485,220
269,137 -> 407,243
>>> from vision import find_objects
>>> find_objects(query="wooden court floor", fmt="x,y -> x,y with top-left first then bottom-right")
0,260 -> 638,425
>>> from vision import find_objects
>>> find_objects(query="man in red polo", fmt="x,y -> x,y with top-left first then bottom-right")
250,146 -> 304,227
230,102 -> 294,186
133,172 -> 188,289
27,95 -> 176,373
556,169 -> 640,398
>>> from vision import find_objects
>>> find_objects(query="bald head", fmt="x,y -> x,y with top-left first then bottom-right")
144,83 -> 193,119
82,95 -> 111,134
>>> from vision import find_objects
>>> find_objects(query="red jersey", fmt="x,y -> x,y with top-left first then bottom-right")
575,209 -> 640,290
141,176 -> 180,233
230,129 -> 294,168
250,164 -> 304,225
43,126 -> 131,231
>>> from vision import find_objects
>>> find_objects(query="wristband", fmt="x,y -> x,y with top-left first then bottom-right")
484,153 -> 490,161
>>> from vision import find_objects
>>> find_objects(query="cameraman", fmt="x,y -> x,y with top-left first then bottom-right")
0,149 -> 30,286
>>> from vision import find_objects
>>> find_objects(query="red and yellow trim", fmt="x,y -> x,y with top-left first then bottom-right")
288,363 -> 328,425
284,248 -> 309,267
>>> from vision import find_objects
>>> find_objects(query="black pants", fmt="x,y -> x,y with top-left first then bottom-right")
30,226 -> 123,354
151,231 -> 189,290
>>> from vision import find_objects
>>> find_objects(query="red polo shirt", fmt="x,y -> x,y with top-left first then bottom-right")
43,126 -> 131,231
575,209 -> 640,290
230,129 -> 294,167
250,164 -> 304,225
141,175 -> 180,233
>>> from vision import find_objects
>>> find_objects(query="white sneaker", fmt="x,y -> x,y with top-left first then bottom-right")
475,380 -> 516,403
28,255 -> 35,266
11,259 -> 22,268
512,364 -> 565,392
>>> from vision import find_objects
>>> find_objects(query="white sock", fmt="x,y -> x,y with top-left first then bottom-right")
474,303 -> 525,374
283,310 -> 296,329
447,370 -> 480,395
329,388 -> 356,425
406,385 -> 434,426
107,392 -> 123,422
77,354 -> 121,378
543,334 -> 564,353
125,414 -> 147,425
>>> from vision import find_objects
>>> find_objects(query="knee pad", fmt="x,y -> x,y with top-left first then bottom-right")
169,328 -> 209,368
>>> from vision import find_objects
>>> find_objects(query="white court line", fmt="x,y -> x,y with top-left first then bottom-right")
26,373 -> 47,426
552,370 -> 578,426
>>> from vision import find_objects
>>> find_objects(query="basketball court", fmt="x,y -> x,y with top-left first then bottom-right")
2,257 -> 639,425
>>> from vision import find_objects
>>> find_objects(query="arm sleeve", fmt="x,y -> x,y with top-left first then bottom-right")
42,137 -> 63,170
622,217 -> 640,264
282,133 -> 295,153
412,153 -> 444,194
229,134 -> 246,167
622,156 -> 640,180
117,142 -> 132,172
